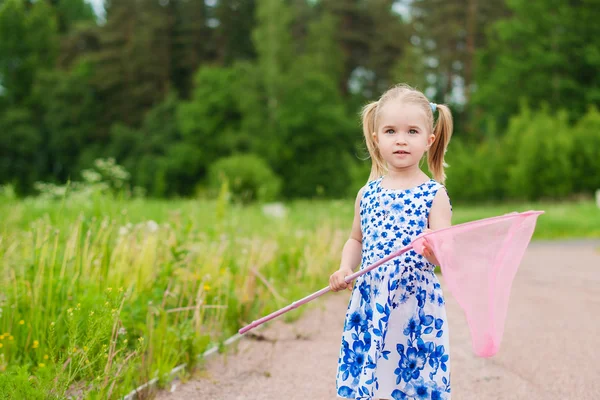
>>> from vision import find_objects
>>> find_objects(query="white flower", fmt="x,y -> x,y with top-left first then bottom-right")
147,220 -> 158,232
262,202 -> 287,219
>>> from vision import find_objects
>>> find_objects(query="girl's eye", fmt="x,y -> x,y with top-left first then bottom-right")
409,129 -> 419,134
385,129 -> 395,135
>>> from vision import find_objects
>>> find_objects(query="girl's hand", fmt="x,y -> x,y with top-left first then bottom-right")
422,229 -> 440,266
329,267 -> 354,292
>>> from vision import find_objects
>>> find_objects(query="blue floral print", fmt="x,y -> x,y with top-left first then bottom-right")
336,177 -> 452,400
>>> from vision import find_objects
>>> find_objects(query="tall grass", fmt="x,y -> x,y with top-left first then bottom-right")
0,189 -> 598,398
0,191 -> 352,398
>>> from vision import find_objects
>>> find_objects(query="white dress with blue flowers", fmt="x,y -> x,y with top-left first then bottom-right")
336,177 -> 452,400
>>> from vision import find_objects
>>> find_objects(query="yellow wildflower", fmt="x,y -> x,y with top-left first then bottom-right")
0,344 -> 3,348
204,284 -> 211,291
38,363 -> 45,368
19,320 -> 24,325
9,336 -> 14,341
33,340 -> 39,348
83,346 -> 88,351
44,355 -> 49,360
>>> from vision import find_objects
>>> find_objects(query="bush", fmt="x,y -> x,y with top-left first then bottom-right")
506,109 -> 573,200
571,106 -> 600,194
208,154 -> 281,203
445,138 -> 504,202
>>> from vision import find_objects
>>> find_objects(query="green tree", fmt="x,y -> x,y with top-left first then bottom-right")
303,11 -> 344,84
177,66 -> 246,182
252,0 -> 293,132
0,0 -> 59,105
410,0 -> 507,134
90,0 -> 173,128
171,0 -> 214,98
277,68 -> 356,198
52,0 -> 96,33
473,0 -> 600,130
32,61 -> 99,182
0,107 -> 42,193
109,92 -> 193,196
570,106 -> 600,195
214,0 -> 257,64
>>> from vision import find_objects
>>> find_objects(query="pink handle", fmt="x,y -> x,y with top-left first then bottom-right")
238,243 -> 414,335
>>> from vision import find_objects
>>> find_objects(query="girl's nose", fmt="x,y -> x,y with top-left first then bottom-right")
395,134 -> 407,145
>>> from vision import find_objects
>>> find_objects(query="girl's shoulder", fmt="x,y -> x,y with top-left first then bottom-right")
360,177 -> 384,198
427,180 -> 453,212
427,179 -> 446,191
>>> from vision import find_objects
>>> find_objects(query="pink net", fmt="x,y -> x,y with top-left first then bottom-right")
413,211 -> 544,357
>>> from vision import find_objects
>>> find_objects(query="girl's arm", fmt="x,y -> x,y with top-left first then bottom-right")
329,187 -> 364,292
423,188 -> 452,265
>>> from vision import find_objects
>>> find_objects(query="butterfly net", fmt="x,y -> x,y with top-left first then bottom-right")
415,211 -> 543,357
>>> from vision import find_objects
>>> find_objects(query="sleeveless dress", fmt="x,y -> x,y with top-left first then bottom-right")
336,177 -> 452,400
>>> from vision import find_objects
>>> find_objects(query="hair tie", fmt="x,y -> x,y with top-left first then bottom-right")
430,102 -> 437,112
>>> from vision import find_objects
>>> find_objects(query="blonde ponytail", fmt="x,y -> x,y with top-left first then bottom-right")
428,104 -> 453,184
362,102 -> 387,181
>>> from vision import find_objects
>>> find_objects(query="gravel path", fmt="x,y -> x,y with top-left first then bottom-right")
156,241 -> 600,400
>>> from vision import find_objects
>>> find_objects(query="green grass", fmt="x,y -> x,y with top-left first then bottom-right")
0,194 -> 597,399
452,200 -> 600,239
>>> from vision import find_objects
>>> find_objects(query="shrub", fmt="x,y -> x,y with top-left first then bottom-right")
506,109 -> 573,200
570,106 -> 600,194
208,154 -> 281,203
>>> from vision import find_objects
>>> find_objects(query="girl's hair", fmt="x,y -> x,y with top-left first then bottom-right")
361,83 -> 453,184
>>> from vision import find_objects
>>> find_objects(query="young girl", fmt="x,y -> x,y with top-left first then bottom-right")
329,84 -> 453,400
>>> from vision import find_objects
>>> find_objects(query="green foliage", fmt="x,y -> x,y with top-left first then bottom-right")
570,106 -> 600,194
506,109 -> 573,200
447,106 -> 600,202
0,107 -> 42,194
0,366 -> 58,400
0,0 -> 598,202
277,69 -> 356,198
214,0 -> 257,64
54,0 -> 96,33
109,92 -> 195,197
445,139 -> 503,202
32,60 -> 99,182
208,154 -> 281,203
178,66 -> 248,160
0,0 -> 59,103
473,0 -> 600,129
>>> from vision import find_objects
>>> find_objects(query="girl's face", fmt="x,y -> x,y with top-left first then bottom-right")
373,100 -> 434,173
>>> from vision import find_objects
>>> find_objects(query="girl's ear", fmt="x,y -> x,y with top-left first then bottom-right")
372,131 -> 378,144
427,133 -> 435,149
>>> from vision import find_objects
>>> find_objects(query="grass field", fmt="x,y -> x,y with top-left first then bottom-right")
0,193 -> 598,399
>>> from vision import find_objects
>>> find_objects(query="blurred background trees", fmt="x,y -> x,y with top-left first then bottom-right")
1,0 -> 599,202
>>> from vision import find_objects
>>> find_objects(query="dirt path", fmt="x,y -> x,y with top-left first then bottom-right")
156,241 -> 600,400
